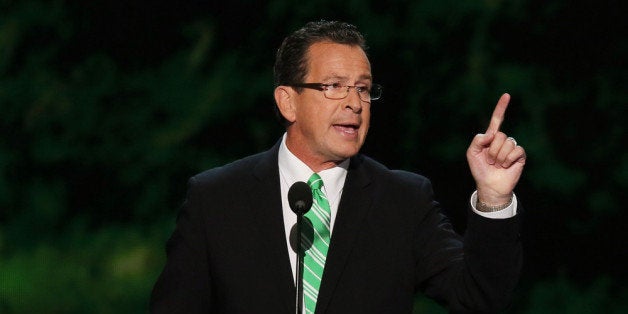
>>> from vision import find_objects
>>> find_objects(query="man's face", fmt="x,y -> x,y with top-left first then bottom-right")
284,41 -> 372,169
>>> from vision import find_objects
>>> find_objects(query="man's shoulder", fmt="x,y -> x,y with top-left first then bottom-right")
356,154 -> 431,188
191,148 -> 275,187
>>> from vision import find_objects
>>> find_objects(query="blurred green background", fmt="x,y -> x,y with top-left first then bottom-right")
1,0 -> 626,313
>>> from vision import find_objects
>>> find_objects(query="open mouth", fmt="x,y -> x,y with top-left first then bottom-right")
333,124 -> 359,135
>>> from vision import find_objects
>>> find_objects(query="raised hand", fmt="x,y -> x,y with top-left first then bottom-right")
466,93 -> 526,206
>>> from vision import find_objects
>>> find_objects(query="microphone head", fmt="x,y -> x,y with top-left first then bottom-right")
289,219 -> 314,254
288,181 -> 313,215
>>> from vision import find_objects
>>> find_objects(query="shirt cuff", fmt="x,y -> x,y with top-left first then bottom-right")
470,190 -> 517,219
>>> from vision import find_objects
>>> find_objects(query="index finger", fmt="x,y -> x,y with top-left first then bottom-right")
486,93 -> 511,134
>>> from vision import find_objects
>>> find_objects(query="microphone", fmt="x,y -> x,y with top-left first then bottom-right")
289,220 -> 313,254
287,181 -> 312,314
288,181 -> 312,215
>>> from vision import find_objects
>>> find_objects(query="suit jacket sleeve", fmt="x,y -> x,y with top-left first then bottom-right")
150,176 -> 212,313
413,177 -> 522,313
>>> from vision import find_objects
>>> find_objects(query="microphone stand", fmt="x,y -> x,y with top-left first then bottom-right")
288,181 -> 312,314
295,213 -> 304,314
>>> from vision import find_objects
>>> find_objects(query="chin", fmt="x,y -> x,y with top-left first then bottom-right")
333,147 -> 361,160
326,137 -> 364,159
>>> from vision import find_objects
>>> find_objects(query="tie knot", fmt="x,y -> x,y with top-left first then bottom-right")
307,173 -> 324,190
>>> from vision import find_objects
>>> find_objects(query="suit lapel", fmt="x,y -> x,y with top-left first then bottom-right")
315,155 -> 373,313
250,142 -> 296,313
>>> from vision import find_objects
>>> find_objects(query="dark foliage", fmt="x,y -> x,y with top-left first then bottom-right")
0,0 -> 626,312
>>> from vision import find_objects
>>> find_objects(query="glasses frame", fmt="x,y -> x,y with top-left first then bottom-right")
288,83 -> 382,102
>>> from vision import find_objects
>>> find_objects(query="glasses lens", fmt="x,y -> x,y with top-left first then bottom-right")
322,84 -> 382,101
370,84 -> 382,101
326,86 -> 345,99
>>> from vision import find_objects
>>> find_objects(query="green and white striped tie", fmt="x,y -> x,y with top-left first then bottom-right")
302,173 -> 331,313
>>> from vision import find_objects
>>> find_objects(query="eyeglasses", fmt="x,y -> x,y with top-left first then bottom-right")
288,82 -> 382,102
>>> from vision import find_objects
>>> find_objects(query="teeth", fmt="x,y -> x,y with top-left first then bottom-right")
336,125 -> 357,134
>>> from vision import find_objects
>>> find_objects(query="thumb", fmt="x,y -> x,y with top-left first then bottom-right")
469,132 -> 494,153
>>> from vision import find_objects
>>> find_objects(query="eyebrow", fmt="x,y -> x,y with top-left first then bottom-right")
320,73 -> 373,83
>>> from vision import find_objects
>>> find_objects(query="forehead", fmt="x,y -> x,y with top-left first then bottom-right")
304,41 -> 372,81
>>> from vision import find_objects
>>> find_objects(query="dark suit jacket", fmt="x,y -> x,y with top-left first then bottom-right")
150,141 -> 522,313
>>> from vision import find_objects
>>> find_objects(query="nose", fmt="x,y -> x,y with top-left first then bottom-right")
345,87 -> 363,113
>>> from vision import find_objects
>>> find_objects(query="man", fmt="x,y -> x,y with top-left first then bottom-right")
150,21 -> 526,313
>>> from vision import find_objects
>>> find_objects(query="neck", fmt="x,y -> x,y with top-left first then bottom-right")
285,137 -> 345,173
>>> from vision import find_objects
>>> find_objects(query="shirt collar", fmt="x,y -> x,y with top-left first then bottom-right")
278,133 -> 349,199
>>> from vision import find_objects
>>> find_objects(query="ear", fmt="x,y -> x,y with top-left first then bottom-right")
274,86 -> 297,123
